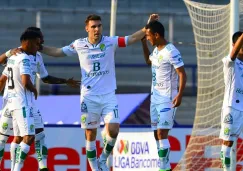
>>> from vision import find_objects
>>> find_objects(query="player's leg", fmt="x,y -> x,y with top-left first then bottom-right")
157,103 -> 176,171
10,136 -> 22,171
13,107 -> 35,171
99,92 -> 119,170
33,106 -> 48,171
150,103 -> 160,153
0,106 -> 13,166
219,107 -> 240,170
81,95 -> 101,171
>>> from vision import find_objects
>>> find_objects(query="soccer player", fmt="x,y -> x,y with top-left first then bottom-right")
0,27 -> 80,171
141,20 -> 187,171
40,14 -> 159,171
219,31 -> 243,170
3,30 -> 40,171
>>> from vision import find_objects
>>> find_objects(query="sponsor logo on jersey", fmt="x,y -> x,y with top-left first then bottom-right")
81,102 -> 88,113
88,52 -> 105,59
224,114 -> 233,124
7,59 -> 15,65
100,43 -> 106,51
236,88 -> 243,95
22,59 -> 30,66
85,70 -> 109,77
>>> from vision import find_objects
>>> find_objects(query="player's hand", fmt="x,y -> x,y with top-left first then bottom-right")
66,77 -> 81,88
147,14 -> 159,24
33,88 -> 38,100
172,94 -> 182,108
10,48 -> 23,56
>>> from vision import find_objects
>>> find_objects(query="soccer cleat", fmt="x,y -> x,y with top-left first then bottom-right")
40,168 -> 49,171
98,158 -> 109,171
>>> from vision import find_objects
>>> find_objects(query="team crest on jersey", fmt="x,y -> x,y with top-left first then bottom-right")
2,122 -> 8,130
224,114 -> 233,124
158,55 -> 163,63
81,115 -> 87,123
29,124 -> 34,132
100,43 -> 106,51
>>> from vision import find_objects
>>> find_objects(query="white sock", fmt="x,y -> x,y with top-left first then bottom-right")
86,140 -> 98,170
158,139 -> 171,170
14,142 -> 30,171
10,142 -> 19,171
99,135 -> 116,162
0,134 -> 9,163
156,140 -> 160,151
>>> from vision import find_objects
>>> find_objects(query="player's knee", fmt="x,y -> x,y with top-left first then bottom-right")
223,140 -> 234,147
13,136 -> 23,144
107,124 -> 119,138
157,129 -> 170,139
153,130 -> 159,140
85,129 -> 97,141
23,135 -> 35,145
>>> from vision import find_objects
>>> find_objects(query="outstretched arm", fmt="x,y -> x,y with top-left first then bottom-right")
127,14 -> 159,46
0,48 -> 22,64
230,33 -> 243,61
172,66 -> 187,107
41,46 -> 67,57
141,37 -> 151,65
42,75 -> 80,88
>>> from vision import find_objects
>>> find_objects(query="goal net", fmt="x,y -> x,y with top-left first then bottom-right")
173,0 -> 238,170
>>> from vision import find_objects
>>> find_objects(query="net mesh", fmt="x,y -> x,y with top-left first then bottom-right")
174,0 -> 231,170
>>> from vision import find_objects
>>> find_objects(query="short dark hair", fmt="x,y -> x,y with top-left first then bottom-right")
85,14 -> 101,25
20,30 -> 41,42
145,20 -> 165,38
232,31 -> 243,44
25,26 -> 41,32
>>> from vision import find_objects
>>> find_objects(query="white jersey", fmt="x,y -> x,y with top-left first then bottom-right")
2,67 -> 8,100
222,55 -> 243,111
62,36 -> 127,95
5,53 -> 34,110
30,52 -> 48,83
149,43 -> 184,104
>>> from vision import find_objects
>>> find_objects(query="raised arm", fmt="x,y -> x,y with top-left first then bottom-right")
173,66 -> 187,107
230,33 -> 243,61
126,14 -> 159,46
141,37 -> 151,65
42,75 -> 80,88
41,46 -> 66,57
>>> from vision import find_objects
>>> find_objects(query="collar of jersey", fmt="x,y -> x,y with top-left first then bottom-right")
86,35 -> 104,48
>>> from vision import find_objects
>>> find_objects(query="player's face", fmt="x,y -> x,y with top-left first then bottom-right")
28,38 -> 41,55
86,20 -> 103,40
145,29 -> 156,46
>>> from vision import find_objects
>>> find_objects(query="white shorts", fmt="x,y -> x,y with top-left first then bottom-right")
0,103 -> 13,135
150,102 -> 177,130
32,105 -> 44,129
219,107 -> 243,141
12,107 -> 35,137
80,91 -> 119,129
